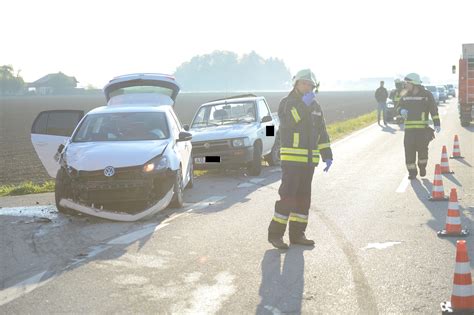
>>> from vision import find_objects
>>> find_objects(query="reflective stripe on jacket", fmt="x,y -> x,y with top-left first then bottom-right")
278,90 -> 332,167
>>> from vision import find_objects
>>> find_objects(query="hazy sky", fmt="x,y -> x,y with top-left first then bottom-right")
3,0 -> 473,89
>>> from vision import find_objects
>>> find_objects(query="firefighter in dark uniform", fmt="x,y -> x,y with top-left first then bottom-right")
390,79 -> 404,108
397,73 -> 440,180
267,69 -> 333,249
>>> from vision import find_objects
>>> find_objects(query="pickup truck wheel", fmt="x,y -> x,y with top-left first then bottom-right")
265,133 -> 281,166
186,162 -> 194,189
247,143 -> 262,176
55,168 -> 74,215
170,167 -> 184,208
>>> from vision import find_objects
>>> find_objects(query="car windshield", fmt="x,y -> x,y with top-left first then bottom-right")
72,112 -> 169,142
425,86 -> 437,92
191,101 -> 256,128
437,87 -> 445,92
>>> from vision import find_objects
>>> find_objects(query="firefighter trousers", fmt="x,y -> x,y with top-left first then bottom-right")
268,164 -> 315,241
404,130 -> 429,175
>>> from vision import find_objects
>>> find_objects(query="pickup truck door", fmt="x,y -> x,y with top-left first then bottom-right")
30,110 -> 84,178
257,99 -> 274,154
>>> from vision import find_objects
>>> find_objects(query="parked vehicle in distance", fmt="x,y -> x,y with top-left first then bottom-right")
458,43 -> 474,126
424,85 -> 440,106
446,84 -> 456,97
189,94 -> 280,176
30,74 -> 193,221
437,86 -> 448,103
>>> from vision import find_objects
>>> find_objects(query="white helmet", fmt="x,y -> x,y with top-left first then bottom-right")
292,69 -> 319,89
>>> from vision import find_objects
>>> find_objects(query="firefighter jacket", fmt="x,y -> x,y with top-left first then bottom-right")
397,87 -> 440,131
389,89 -> 403,106
278,90 -> 332,167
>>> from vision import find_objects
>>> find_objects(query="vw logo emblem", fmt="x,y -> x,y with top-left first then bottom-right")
104,166 -> 115,177
204,143 -> 210,149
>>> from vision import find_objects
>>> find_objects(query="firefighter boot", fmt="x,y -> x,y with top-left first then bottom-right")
289,221 -> 315,246
419,166 -> 426,177
290,235 -> 315,246
408,170 -> 417,180
268,220 -> 289,250
268,237 -> 289,250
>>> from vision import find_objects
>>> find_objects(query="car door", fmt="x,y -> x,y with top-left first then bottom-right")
31,110 -> 84,177
257,99 -> 274,154
169,110 -> 191,183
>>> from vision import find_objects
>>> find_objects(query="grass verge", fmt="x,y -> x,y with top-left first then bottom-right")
0,111 -> 377,197
0,181 -> 55,197
327,110 -> 377,141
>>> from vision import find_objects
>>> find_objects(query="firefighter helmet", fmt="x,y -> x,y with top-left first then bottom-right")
404,73 -> 422,85
292,69 -> 318,87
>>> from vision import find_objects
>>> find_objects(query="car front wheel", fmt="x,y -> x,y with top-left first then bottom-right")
55,168 -> 74,215
170,167 -> 184,208
247,142 -> 262,176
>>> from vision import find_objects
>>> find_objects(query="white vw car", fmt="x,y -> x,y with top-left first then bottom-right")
30,74 -> 193,221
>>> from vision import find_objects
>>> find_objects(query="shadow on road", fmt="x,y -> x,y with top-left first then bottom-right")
256,247 -> 308,315
411,178 -> 474,266
380,124 -> 397,134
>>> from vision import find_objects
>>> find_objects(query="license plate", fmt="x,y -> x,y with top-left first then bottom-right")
194,157 -> 205,164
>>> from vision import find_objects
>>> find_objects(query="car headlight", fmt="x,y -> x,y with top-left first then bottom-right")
232,138 -> 249,147
143,156 -> 169,173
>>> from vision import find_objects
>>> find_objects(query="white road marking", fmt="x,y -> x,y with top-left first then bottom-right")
396,177 -> 410,193
0,271 -> 51,306
249,178 -> 265,184
362,242 -> 402,250
238,183 -> 255,188
107,224 -> 170,245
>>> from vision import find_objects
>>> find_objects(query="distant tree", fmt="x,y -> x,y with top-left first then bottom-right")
0,65 -> 25,95
174,51 -> 291,91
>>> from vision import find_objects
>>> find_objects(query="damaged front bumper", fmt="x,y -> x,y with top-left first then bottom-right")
59,188 -> 173,222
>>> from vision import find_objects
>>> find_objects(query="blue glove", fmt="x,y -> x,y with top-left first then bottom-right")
400,109 -> 408,119
302,92 -> 316,106
435,126 -> 441,133
323,159 -> 332,172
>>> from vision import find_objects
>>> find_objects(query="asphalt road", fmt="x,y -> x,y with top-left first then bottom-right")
1,97 -> 473,314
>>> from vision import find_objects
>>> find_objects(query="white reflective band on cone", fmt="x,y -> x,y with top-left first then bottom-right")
434,175 -> 443,180
446,216 -> 462,225
455,262 -> 472,274
433,186 -> 445,192
449,202 -> 460,210
452,284 -> 474,297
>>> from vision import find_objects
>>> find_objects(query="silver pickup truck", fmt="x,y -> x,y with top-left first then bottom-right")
188,94 -> 280,176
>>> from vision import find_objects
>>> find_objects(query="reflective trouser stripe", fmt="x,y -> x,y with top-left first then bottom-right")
293,133 -> 300,147
406,163 -> 417,170
272,213 -> 289,225
312,157 -> 320,163
418,159 -> 428,164
291,107 -> 301,123
432,115 -> 439,120
289,213 -> 308,223
405,120 -> 430,124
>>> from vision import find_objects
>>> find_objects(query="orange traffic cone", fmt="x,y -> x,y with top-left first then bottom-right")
441,240 -> 474,313
438,188 -> 469,237
450,135 -> 464,159
441,145 -> 455,174
429,164 -> 449,201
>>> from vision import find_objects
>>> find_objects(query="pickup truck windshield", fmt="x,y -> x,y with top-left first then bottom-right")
72,112 -> 170,142
191,101 -> 256,128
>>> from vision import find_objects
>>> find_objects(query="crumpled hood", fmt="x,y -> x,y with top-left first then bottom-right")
65,141 -> 168,171
190,123 -> 257,142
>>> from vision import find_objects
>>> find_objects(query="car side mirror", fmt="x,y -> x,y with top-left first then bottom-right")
183,124 -> 190,131
261,115 -> 272,123
177,131 -> 192,142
